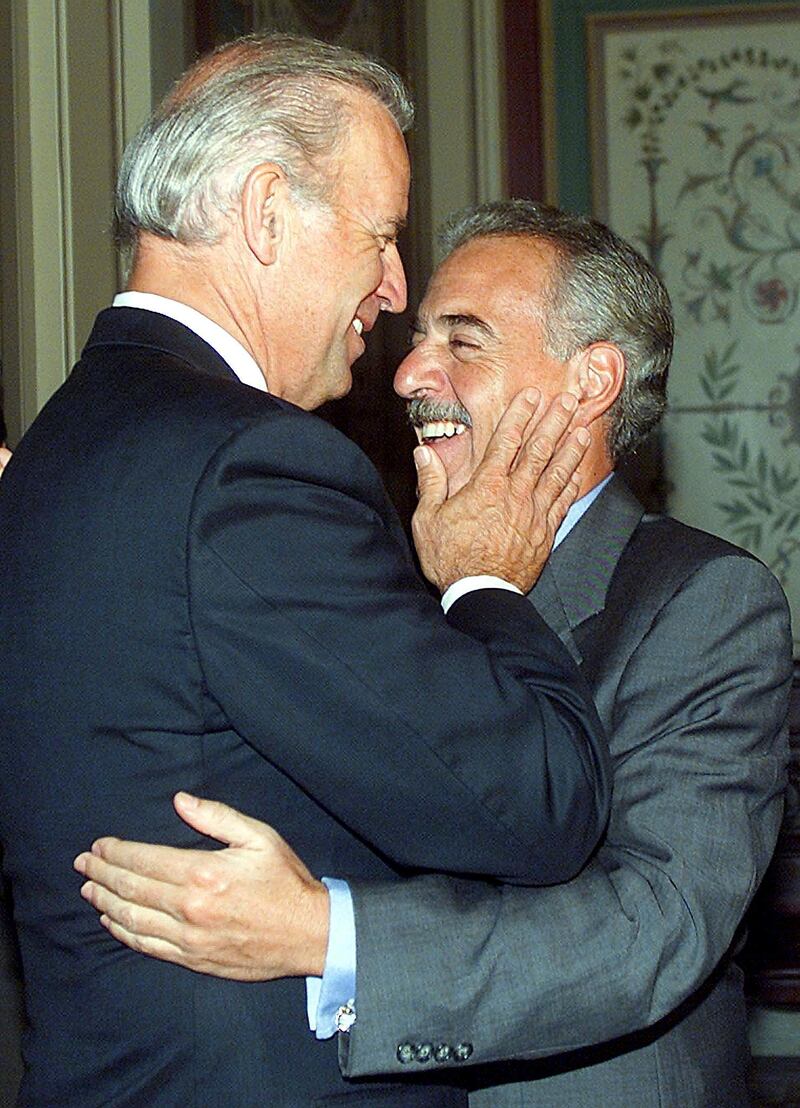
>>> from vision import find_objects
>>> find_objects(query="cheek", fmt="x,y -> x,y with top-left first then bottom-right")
472,394 -> 511,446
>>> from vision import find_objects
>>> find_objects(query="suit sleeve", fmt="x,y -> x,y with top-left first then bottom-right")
187,412 -> 609,885
340,553 -> 792,1074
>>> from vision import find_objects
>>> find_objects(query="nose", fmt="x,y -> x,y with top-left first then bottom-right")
377,242 -> 407,314
393,341 -> 449,399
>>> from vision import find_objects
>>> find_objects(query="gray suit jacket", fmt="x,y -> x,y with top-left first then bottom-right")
340,479 -> 793,1107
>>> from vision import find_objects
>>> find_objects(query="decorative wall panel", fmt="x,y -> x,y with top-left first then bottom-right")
589,5 -> 800,651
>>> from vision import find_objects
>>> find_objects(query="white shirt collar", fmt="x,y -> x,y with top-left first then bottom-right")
112,291 -> 268,393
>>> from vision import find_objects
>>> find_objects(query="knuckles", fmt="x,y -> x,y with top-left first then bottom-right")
182,887 -> 215,925
177,924 -> 203,958
115,872 -> 136,901
189,857 -> 227,892
118,904 -> 137,931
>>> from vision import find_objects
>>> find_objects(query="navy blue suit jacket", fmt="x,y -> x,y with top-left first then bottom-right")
0,309 -> 608,1106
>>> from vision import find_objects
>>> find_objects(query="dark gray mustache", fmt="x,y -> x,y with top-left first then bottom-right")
407,398 -> 472,427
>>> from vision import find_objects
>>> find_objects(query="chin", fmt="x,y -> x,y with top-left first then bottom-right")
329,370 -> 353,402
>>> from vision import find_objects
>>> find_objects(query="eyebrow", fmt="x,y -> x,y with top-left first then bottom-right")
438,313 -> 498,340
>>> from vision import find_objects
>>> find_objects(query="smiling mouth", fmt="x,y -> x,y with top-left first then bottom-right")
415,421 -> 468,443
407,398 -> 472,444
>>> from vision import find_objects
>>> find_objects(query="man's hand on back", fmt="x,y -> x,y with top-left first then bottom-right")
0,447 -> 11,476
412,389 -> 589,594
74,792 -> 329,980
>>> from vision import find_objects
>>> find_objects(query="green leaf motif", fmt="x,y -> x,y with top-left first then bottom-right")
700,377 -> 716,402
747,491 -> 773,515
757,449 -> 768,484
676,172 -> 721,204
698,342 -> 800,568
713,451 -> 738,473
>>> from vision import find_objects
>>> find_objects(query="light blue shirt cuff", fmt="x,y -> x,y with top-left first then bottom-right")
305,877 -> 356,1039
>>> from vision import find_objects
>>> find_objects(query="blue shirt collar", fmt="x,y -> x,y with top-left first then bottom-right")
553,473 -> 613,550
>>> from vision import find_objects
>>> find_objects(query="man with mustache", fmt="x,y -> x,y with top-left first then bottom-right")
0,37 -> 611,1108
80,200 -> 793,1107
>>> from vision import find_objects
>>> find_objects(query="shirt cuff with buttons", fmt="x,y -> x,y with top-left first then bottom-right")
305,877 -> 357,1039
440,575 -> 522,614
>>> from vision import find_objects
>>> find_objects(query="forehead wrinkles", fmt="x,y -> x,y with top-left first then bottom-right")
437,238 -> 555,331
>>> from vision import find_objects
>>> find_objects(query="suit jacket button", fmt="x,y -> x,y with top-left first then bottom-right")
433,1043 -> 452,1063
453,1042 -> 474,1062
397,1042 -> 415,1065
414,1042 -> 434,1063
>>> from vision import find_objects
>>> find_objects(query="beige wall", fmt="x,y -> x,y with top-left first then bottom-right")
0,0 -> 191,445
407,0 -> 505,278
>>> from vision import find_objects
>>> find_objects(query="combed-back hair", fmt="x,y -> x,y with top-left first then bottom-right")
114,34 -> 413,254
439,200 -> 674,461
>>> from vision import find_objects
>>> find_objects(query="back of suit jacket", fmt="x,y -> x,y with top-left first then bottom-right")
0,309 -> 609,1107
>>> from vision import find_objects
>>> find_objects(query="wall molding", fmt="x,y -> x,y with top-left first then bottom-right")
0,0 -> 158,439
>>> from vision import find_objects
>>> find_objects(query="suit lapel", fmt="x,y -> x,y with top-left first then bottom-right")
529,478 -> 645,663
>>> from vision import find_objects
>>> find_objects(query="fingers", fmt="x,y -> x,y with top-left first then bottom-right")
529,425 -> 591,528
81,878 -> 183,944
511,393 -> 580,485
172,792 -> 267,849
76,850 -> 179,913
74,837 -> 206,884
413,444 -> 447,510
0,446 -> 11,475
477,388 -> 542,476
99,915 -> 192,968
72,795 -> 271,887
546,473 -> 583,537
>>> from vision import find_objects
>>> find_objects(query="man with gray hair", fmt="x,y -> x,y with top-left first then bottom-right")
81,200 -> 792,1106
0,39 -> 611,1108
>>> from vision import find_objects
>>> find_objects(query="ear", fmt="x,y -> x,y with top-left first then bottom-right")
240,162 -> 288,267
569,342 -> 625,425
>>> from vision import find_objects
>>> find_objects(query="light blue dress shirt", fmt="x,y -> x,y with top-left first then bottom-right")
307,473 -> 613,1038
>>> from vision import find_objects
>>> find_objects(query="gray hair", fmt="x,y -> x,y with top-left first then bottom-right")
439,200 -> 674,461
114,34 -> 413,253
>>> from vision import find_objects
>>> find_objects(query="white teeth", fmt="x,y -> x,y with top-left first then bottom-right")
414,426 -> 424,445
420,421 -> 468,441
352,318 -> 364,336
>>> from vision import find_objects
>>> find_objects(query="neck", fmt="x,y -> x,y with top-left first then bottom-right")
127,233 -> 272,387
574,432 -> 614,499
